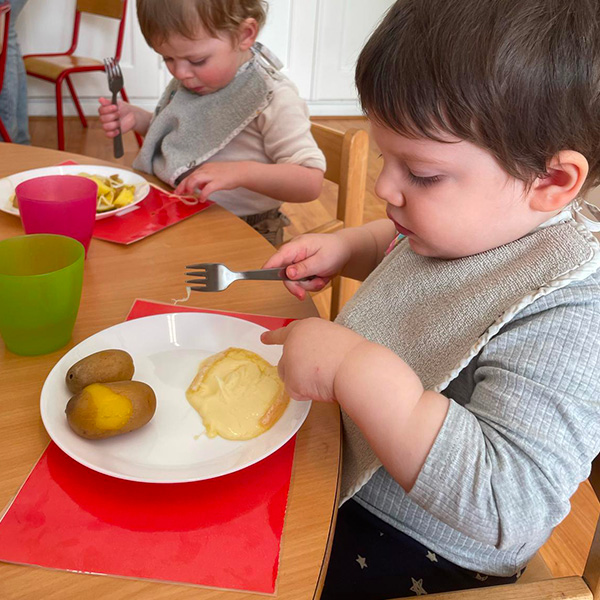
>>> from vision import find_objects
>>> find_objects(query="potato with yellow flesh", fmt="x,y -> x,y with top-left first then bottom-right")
186,347 -> 289,441
65,349 -> 135,394
65,381 -> 156,439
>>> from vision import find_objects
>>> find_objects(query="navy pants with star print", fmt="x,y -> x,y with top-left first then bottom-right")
320,499 -> 520,599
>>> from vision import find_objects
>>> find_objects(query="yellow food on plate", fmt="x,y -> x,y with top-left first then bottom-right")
77,172 -> 136,213
186,347 -> 289,441
7,172 -> 137,214
65,349 -> 135,394
65,380 -> 156,439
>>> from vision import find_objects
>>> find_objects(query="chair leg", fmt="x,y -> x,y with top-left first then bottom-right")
120,86 -> 144,148
0,117 -> 12,142
65,75 -> 88,128
55,78 -> 65,151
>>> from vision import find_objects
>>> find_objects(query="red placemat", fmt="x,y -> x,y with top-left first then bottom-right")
0,300 -> 296,594
92,186 -> 213,245
54,160 -> 213,245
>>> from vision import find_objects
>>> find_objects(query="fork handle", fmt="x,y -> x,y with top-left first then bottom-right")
240,267 -> 288,281
239,268 -> 314,281
112,92 -> 124,159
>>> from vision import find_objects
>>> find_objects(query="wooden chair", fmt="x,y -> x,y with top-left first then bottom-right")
308,123 -> 369,320
389,455 -> 600,600
0,1 -> 11,142
23,0 -> 143,150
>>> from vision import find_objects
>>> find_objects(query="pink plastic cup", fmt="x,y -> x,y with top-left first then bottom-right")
16,175 -> 97,255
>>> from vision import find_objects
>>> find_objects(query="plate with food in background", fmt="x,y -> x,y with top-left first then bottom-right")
0,165 -> 150,220
40,312 -> 311,483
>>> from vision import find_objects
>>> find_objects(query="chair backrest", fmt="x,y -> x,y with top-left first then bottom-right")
77,0 -> 125,19
71,0 -> 128,60
0,2 -> 9,89
309,123 -> 369,320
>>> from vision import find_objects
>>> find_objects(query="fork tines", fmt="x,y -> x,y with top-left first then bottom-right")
104,57 -> 120,79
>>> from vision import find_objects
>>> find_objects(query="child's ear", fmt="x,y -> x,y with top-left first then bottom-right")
529,151 -> 589,212
236,18 -> 259,51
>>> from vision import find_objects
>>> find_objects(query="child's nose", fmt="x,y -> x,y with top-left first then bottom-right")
171,61 -> 194,81
375,173 -> 405,207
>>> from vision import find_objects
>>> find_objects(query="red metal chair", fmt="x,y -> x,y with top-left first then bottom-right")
0,2 -> 12,143
23,0 -> 143,150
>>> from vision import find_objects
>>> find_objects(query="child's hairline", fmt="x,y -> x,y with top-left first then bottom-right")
144,17 -> 260,49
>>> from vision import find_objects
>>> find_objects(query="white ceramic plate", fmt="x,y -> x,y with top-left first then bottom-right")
40,313 -> 310,483
0,164 -> 150,220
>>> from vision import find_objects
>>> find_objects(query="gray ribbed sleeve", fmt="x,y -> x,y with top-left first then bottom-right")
355,269 -> 600,576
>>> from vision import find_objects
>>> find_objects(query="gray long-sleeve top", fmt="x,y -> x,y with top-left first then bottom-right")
355,268 -> 600,576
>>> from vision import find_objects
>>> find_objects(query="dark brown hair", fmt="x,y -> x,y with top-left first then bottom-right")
356,0 -> 600,193
136,0 -> 267,45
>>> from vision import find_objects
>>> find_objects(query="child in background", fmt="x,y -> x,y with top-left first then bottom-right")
98,0 -> 325,245
261,0 -> 600,597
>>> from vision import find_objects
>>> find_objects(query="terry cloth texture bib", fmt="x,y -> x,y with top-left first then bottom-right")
336,214 -> 600,504
133,44 -> 282,188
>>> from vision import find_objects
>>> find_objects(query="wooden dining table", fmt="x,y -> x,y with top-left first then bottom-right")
0,143 -> 341,600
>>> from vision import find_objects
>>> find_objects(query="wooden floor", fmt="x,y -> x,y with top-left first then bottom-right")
27,115 -> 599,579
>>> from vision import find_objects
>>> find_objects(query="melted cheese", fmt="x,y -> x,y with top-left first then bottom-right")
186,348 -> 289,440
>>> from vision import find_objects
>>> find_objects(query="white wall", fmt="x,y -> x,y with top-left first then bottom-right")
16,0 -> 394,117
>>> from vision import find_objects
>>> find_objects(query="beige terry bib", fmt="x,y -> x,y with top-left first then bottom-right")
336,217 -> 600,503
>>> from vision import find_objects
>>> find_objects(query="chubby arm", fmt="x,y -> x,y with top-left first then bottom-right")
336,338 -> 450,490
242,162 -> 323,203
262,318 -> 449,490
173,160 -> 323,201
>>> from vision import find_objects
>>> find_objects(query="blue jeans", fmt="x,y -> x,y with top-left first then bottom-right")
0,0 -> 30,144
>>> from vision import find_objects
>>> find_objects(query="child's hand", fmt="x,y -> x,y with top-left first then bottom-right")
261,317 -> 365,403
98,97 -> 137,138
262,233 -> 352,300
173,162 -> 250,200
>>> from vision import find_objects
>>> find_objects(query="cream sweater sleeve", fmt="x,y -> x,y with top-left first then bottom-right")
255,78 -> 327,171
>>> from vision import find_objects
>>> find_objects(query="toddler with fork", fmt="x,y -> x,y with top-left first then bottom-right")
98,0 -> 325,245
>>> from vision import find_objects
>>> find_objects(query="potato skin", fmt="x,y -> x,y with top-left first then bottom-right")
65,349 -> 135,394
65,381 -> 156,440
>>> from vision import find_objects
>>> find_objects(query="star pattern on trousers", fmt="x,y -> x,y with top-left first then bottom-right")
410,577 -> 427,595
475,573 -> 489,581
426,551 -> 438,562
356,555 -> 368,569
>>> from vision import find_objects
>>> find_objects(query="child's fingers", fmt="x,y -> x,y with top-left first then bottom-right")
261,326 -> 291,345
285,254 -> 328,281
197,181 -> 220,201
174,172 -> 208,196
282,280 -> 307,300
98,106 -> 119,120
261,241 -> 308,270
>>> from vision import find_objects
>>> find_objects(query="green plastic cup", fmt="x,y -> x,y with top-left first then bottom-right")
0,234 -> 85,356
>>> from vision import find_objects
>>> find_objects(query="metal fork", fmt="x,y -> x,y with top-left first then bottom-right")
186,263 -> 312,292
103,57 -> 124,159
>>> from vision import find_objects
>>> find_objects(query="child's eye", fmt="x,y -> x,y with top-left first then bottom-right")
408,171 -> 442,187
190,59 -> 207,66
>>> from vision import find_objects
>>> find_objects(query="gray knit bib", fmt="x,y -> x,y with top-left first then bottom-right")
133,45 -> 281,187
336,217 -> 600,503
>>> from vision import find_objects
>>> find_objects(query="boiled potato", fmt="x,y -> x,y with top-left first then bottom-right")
65,381 -> 156,440
65,349 -> 135,394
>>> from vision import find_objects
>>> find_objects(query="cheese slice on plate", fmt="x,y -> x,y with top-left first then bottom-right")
186,347 -> 289,440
